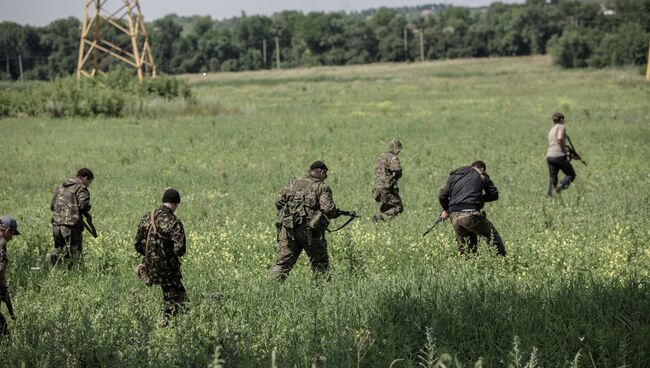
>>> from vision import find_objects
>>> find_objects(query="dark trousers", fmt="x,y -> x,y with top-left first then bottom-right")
0,312 -> 7,336
547,156 -> 576,196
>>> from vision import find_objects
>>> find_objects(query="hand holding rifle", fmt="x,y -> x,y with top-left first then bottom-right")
82,212 -> 98,238
423,210 -> 448,237
328,210 -> 359,232
566,135 -> 587,166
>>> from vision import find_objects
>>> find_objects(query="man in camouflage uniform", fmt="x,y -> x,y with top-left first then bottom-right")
372,139 -> 403,222
438,161 -> 506,257
134,188 -> 187,327
270,161 -> 341,281
48,168 -> 94,267
0,215 -> 21,336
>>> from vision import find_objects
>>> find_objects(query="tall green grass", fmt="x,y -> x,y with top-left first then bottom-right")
0,56 -> 648,367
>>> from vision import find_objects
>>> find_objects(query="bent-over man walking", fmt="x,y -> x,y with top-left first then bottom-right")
439,161 -> 506,257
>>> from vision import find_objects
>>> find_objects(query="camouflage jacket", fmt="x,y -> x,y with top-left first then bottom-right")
276,174 -> 339,230
0,237 -> 7,291
51,177 -> 91,228
134,205 -> 186,282
374,151 -> 402,190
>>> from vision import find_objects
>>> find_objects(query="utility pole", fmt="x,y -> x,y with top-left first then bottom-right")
18,54 -> 23,82
77,0 -> 157,81
404,27 -> 409,61
419,29 -> 424,62
275,37 -> 281,69
263,38 -> 267,66
646,42 -> 650,81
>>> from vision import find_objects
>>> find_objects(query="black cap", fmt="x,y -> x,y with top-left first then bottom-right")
309,160 -> 328,171
162,188 -> 181,204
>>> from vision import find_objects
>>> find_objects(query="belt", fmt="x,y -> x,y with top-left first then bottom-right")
452,209 -> 481,214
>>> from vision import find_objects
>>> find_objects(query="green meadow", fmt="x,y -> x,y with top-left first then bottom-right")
0,55 -> 649,367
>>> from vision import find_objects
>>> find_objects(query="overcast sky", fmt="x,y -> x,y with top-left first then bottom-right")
1,0 -> 523,26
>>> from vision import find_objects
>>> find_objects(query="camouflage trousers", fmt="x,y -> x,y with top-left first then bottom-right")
158,277 -> 187,327
450,211 -> 506,257
372,188 -> 403,221
49,225 -> 83,267
270,225 -> 329,281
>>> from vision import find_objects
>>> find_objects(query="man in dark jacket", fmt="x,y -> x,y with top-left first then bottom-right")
134,188 -> 187,327
438,161 -> 506,257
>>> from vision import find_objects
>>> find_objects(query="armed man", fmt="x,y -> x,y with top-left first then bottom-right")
134,188 -> 187,328
270,160 -> 349,281
438,161 -> 506,257
0,215 -> 21,336
372,139 -> 404,222
48,168 -> 95,267
546,112 -> 578,196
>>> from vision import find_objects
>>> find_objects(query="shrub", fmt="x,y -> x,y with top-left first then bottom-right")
548,30 -> 597,68
589,23 -> 650,67
0,73 -> 193,118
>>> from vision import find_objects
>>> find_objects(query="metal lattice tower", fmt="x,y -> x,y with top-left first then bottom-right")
77,0 -> 156,81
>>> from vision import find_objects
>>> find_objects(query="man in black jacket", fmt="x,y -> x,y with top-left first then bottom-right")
438,161 -> 506,257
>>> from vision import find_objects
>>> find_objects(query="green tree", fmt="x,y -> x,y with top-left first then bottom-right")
150,15 -> 184,73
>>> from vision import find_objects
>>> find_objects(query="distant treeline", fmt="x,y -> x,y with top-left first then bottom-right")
0,0 -> 648,80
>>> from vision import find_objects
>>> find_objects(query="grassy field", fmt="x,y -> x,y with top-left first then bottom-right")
0,55 -> 649,367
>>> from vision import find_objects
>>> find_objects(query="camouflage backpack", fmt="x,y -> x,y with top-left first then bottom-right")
278,178 -> 319,229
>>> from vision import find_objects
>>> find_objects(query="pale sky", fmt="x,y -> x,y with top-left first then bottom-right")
1,0 -> 523,26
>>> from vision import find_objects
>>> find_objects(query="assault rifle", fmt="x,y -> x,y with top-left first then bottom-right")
82,212 -> 98,238
422,217 -> 444,237
0,287 -> 15,320
327,210 -> 359,232
566,135 -> 587,166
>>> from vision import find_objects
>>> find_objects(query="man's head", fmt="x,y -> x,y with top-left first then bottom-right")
162,188 -> 181,211
309,160 -> 329,181
471,160 -> 487,174
552,112 -> 565,124
0,215 -> 21,241
388,139 -> 402,155
76,167 -> 94,187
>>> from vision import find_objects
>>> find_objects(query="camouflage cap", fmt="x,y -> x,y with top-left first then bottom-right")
0,214 -> 21,235
309,161 -> 328,171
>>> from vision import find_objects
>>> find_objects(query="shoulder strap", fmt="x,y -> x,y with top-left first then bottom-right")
145,209 -> 157,257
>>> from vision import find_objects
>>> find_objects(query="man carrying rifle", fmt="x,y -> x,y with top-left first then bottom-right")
48,168 -> 95,267
270,161 -> 351,281
0,215 -> 20,336
438,161 -> 506,257
546,112 -> 579,196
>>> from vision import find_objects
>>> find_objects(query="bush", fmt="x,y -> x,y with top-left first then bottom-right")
0,73 -> 193,118
589,23 -> 650,67
548,30 -> 598,68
